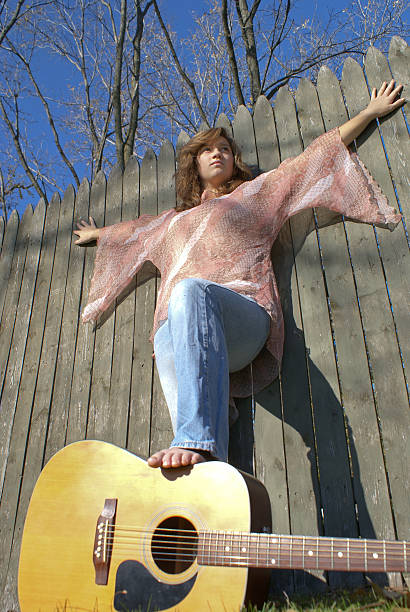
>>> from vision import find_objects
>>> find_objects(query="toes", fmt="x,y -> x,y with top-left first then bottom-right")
147,448 -> 211,468
147,450 -> 166,467
191,452 -> 207,464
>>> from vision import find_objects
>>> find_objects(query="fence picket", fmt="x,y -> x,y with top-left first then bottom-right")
297,77 -> 363,589
0,210 -> 19,325
127,149 -> 158,458
110,157 -> 140,449
44,179 -> 90,463
87,165 -> 123,442
0,194 -> 59,600
0,207 -> 32,401
272,84 -> 326,591
150,141 -> 176,456
66,171 -> 106,444
388,36 -> 409,115
0,40 -> 408,608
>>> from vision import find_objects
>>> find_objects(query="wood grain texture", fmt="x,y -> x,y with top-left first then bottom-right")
87,165 -> 123,442
1,199 -> 45,417
110,156 -> 139,449
0,42 -> 408,607
253,95 -> 280,172
0,190 -> 74,610
44,179 -> 90,463
229,103 -> 259,476
215,112 -> 233,137
127,149 -> 158,458
325,60 -> 402,588
18,441 -> 253,612
296,77 -> 361,590
342,58 -> 409,381
0,194 -> 60,606
0,216 -> 4,250
365,46 -> 409,221
176,130 -> 190,155
0,210 -> 19,324
233,104 -> 258,173
0,199 -> 45,604
388,37 -> 409,118
12,187 -> 74,524
150,140 -> 176,456
66,170 -> 106,444
272,85 -> 326,592
359,50 -> 410,545
252,93 -> 291,593
0,205 -> 32,488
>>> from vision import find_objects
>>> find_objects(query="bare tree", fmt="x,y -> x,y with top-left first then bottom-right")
147,0 -> 408,123
0,0 -> 26,47
0,0 -> 408,213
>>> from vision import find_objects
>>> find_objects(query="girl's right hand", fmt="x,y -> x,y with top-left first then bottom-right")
73,217 -> 100,245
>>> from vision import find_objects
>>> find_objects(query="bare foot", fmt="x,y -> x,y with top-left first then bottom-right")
147,447 -> 211,468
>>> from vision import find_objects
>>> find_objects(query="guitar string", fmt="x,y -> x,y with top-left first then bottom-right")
108,544 -> 406,559
102,530 -> 407,554
100,540 -> 406,561
107,542 -> 406,559
106,534 -> 407,554
104,548 -> 407,572
94,527 -> 408,563
107,525 -> 408,549
102,534 -> 407,555
97,529 -> 407,564
103,548 -> 406,568
106,540 -> 407,557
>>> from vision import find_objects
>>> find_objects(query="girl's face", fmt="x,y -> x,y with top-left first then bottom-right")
196,137 -> 234,191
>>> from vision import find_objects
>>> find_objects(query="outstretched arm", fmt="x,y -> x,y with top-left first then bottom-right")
339,80 -> 405,147
73,217 -> 101,245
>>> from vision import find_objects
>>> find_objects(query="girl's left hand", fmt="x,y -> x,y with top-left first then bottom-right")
365,80 -> 405,120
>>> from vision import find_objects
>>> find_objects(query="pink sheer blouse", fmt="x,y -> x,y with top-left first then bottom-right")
83,128 -> 401,399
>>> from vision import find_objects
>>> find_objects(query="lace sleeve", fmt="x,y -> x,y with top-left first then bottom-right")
249,127 -> 401,233
82,209 -> 174,323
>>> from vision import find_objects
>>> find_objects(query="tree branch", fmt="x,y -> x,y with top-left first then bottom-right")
220,0 -> 245,106
112,0 -> 127,169
0,0 -> 25,46
153,0 -> 209,125
124,0 -> 153,164
5,39 -> 81,187
234,0 -> 261,103
0,96 -> 48,204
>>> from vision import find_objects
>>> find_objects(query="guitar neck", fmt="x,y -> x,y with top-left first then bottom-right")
198,532 -> 409,573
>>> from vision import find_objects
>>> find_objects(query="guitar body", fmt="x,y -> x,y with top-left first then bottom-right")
18,440 -> 272,612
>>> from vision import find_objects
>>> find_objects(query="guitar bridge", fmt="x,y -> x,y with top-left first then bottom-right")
93,498 -> 118,585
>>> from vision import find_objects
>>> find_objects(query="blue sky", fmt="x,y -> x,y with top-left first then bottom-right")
3,0 -> 408,217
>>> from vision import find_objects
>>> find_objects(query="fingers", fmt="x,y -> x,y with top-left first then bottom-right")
376,80 -> 403,100
75,216 -> 96,230
392,97 -> 406,110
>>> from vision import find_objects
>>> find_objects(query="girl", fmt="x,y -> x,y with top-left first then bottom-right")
74,81 -> 404,469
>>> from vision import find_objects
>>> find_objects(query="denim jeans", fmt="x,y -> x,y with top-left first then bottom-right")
153,278 -> 271,461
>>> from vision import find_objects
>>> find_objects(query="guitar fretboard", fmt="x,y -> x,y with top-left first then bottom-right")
198,532 -> 409,572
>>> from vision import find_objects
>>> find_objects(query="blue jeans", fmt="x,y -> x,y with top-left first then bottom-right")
153,278 -> 271,461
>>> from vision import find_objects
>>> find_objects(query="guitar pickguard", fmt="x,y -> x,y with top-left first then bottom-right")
114,560 -> 197,611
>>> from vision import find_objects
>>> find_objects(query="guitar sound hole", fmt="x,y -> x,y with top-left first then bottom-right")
152,516 -> 198,574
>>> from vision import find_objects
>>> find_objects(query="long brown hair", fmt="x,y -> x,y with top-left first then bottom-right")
175,127 -> 252,212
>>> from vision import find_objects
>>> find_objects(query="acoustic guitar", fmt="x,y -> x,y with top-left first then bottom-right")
18,440 -> 409,611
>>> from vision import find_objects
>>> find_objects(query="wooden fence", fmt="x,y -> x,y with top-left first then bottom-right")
0,37 -> 409,609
